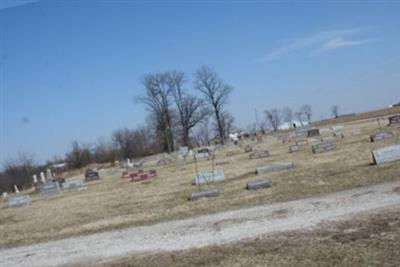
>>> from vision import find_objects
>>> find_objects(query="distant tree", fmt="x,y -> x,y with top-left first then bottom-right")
218,111 -> 235,139
300,104 -> 313,124
92,137 -> 118,163
294,112 -> 305,126
65,141 -> 92,169
194,117 -> 211,147
265,108 -> 281,131
194,66 -> 233,144
136,73 -> 175,153
168,71 -> 210,147
331,105 -> 340,118
1,153 -> 36,192
282,107 -> 293,123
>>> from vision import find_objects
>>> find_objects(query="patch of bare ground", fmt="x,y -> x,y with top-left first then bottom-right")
93,208 -> 400,267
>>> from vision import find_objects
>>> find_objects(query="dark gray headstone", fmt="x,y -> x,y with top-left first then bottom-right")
249,150 -> 270,159
372,145 -> 400,165
307,129 -> 320,137
188,189 -> 221,201
388,115 -> 400,125
192,170 -> 225,185
256,162 -> 293,175
312,141 -> 336,154
8,195 -> 31,208
370,132 -> 394,142
246,179 -> 272,190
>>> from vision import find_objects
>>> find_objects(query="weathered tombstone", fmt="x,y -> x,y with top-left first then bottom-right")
343,129 -> 362,137
32,174 -> 38,184
319,128 -> 331,134
295,128 -> 309,138
8,195 -> 31,208
246,179 -> 272,190
216,161 -> 230,166
46,168 -> 53,182
14,185 -> 19,193
372,145 -> 400,165
249,150 -> 270,159
244,144 -> 253,153
296,139 -> 308,146
388,114 -> 400,125
196,148 -> 210,160
307,129 -> 320,137
370,132 -> 394,142
312,141 -> 336,154
192,170 -> 225,185
256,162 -> 293,175
331,125 -> 344,131
289,144 -> 299,153
84,169 -> 100,182
188,189 -> 221,201
40,182 -> 61,198
40,172 -> 46,183
62,179 -> 87,191
333,131 -> 344,138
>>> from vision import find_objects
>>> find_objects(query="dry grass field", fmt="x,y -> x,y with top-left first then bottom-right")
1,110 -> 400,249
92,207 -> 400,267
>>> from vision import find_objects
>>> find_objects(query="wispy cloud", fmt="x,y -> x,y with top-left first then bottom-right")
257,27 -> 377,62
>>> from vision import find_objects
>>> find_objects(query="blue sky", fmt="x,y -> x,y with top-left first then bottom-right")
1,1 -> 399,164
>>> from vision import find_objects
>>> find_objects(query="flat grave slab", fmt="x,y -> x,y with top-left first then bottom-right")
192,170 -> 225,185
370,132 -> 394,142
8,195 -> 31,208
372,145 -> 400,165
296,139 -> 308,146
249,150 -> 270,159
131,170 -> 157,182
343,129 -> 362,137
188,189 -> 221,201
246,179 -> 272,190
256,162 -> 293,175
307,129 -> 320,137
62,179 -> 87,191
312,141 -> 336,154
388,114 -> 400,125
216,161 -> 230,166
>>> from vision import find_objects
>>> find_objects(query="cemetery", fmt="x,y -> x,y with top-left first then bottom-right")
0,112 -> 400,253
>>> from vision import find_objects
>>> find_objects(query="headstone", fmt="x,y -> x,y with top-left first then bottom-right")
62,179 -> 87,191
319,128 -> 331,134
307,129 -> 320,137
331,125 -> 344,131
131,170 -> 157,182
249,150 -> 270,159
295,128 -> 309,138
244,144 -> 253,153
196,148 -> 210,160
216,161 -> 230,166
40,172 -> 46,183
84,169 -> 100,182
246,179 -> 272,190
343,129 -> 362,137
8,195 -> 31,208
32,174 -> 38,184
289,144 -> 299,153
388,114 -> 400,125
312,141 -> 336,154
14,185 -> 19,193
370,132 -> 394,142
256,162 -> 294,175
40,182 -> 61,197
226,151 -> 240,157
333,131 -> 344,138
296,139 -> 308,146
256,135 -> 264,143
188,189 -> 221,201
46,169 -> 53,182
192,170 -> 225,185
372,145 -> 400,165
2,192 -> 7,200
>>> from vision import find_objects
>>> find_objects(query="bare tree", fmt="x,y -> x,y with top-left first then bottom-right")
265,108 -> 281,131
1,153 -> 36,192
218,111 -> 235,140
194,117 -> 211,147
331,105 -> 340,118
194,66 -> 233,144
300,104 -> 312,124
136,73 -> 175,152
294,111 -> 305,126
65,141 -> 92,169
282,107 -> 293,123
168,71 -> 210,147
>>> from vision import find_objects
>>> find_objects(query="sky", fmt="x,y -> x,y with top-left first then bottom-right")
0,1 -> 399,165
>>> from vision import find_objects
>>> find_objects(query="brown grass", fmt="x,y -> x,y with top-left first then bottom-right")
92,207 -> 400,267
1,116 -> 400,249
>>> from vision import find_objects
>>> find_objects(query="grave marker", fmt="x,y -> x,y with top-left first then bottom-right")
289,144 -> 299,153
131,170 -> 157,182
244,144 -> 253,153
296,139 -> 308,146
388,114 -> 400,125
62,179 -> 87,191
216,161 -> 230,166
188,189 -> 221,201
249,150 -> 270,159
8,195 -> 31,208
85,169 -> 100,182
246,179 -> 272,190
372,145 -> 400,165
192,170 -> 225,185
312,141 -> 336,154
307,129 -> 320,137
343,129 -> 362,137
40,172 -> 46,183
295,128 -> 309,137
370,132 -> 394,142
40,182 -> 61,198
256,162 -> 294,175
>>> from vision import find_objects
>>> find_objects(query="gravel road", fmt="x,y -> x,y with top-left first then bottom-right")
1,180 -> 400,267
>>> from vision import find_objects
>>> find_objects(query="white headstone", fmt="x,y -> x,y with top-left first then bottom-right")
372,145 -> 400,165
33,174 -> 38,184
40,172 -> 46,183
14,185 -> 19,193
192,170 -> 225,185
46,168 -> 53,181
